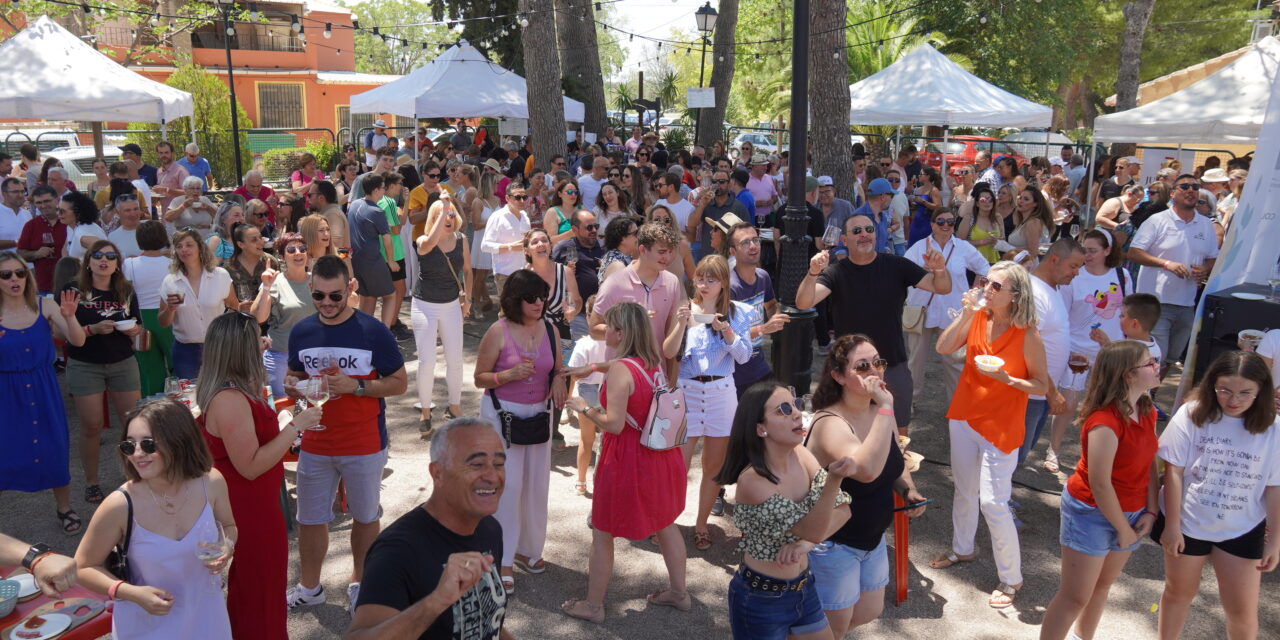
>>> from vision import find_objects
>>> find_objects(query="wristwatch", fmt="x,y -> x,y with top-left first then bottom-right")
354,379 -> 367,397
21,543 -> 51,570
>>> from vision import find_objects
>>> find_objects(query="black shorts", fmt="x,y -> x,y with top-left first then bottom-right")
1150,512 -> 1266,560
390,258 -> 407,282
354,262 -> 394,298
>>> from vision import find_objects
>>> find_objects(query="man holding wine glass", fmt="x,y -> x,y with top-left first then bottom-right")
15,180 -> 64,295
284,255 -> 408,613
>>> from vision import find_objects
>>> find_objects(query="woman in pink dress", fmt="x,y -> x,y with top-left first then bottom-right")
563,301 -> 688,623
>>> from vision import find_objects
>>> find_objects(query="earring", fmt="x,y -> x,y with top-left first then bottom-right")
759,431 -> 768,437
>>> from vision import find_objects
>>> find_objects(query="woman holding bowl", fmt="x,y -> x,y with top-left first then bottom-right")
164,176 -> 217,238
65,239 -> 143,505
931,260 -> 1050,609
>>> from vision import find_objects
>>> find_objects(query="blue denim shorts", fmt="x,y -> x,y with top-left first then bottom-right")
727,568 -> 828,639
1059,490 -> 1143,557
807,537 -> 890,610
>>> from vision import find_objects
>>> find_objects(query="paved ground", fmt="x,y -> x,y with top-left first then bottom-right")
3,308 -> 1277,639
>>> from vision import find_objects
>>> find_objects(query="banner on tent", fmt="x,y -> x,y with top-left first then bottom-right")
1139,149 -> 1198,186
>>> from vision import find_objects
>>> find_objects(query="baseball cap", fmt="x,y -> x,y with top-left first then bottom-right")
118,143 -> 143,156
816,176 -> 834,187
805,176 -> 820,192
866,177 -> 895,196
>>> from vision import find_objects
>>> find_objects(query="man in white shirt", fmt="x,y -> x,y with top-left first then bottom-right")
0,177 -> 31,250
106,195 -> 144,258
363,119 -> 389,167
656,173 -> 694,237
480,182 -> 532,294
1127,174 -> 1219,372
1022,239 -> 1083,470
577,156 -> 609,211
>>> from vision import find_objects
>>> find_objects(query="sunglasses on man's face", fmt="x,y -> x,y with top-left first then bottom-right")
118,437 -> 157,456
850,358 -> 889,373
582,223 -> 600,230
91,251 -> 120,261
847,225 -> 876,236
879,162 -> 891,167
509,194 -> 529,201
311,290 -> 344,302
1175,183 -> 1201,191
0,268 -> 28,280
713,178 -> 730,184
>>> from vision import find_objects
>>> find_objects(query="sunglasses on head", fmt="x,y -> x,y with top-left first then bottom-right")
851,358 -> 889,373
0,268 -> 28,280
522,294 -> 547,304
933,217 -> 957,227
311,290 -> 344,302
509,194 -> 529,201
118,437 -> 157,456
285,244 -> 309,254
847,225 -> 876,236
1176,183 -> 1201,191
91,251 -> 120,261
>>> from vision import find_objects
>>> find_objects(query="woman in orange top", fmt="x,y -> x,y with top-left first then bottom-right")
930,261 -> 1050,609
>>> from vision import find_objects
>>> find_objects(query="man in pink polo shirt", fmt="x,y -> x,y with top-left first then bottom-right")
590,222 -> 685,355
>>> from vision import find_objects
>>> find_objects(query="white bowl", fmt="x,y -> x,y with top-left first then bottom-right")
975,355 -> 1005,372
1240,329 -> 1265,342
692,312 -> 716,324
113,319 -> 137,330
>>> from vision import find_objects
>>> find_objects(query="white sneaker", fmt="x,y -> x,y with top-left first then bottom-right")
347,582 -> 361,615
286,584 -> 325,609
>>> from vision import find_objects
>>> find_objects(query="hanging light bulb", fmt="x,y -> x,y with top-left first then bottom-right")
519,14 -> 529,27
150,12 -> 159,26
718,55 -> 724,61
978,12 -> 987,24
833,50 -> 839,59
352,16 -> 360,30
324,23 -> 332,38
225,22 -> 235,37
290,15 -> 301,32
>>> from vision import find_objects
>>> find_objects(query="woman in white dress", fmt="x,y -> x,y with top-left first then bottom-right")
470,171 -> 501,318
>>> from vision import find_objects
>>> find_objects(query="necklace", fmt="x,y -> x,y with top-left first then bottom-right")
148,480 -> 185,515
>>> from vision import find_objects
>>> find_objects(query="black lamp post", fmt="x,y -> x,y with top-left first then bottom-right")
215,0 -> 244,187
771,0 -> 815,392
693,2 -> 717,145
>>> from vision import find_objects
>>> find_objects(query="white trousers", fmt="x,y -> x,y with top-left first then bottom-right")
949,419 -> 1022,586
906,326 -> 963,402
479,397 -> 552,567
410,297 -> 464,406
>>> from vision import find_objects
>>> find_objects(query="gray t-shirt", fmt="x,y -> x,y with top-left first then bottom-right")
267,276 -> 314,354
347,198 -> 391,267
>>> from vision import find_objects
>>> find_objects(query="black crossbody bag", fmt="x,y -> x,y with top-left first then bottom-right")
105,489 -> 134,580
489,320 -> 558,447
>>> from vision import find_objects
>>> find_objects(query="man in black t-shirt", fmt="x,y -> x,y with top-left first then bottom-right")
796,213 -> 951,435
346,418 -> 510,640
551,209 -> 606,339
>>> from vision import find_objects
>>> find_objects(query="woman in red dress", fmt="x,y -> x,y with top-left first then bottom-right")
562,301 -> 688,623
196,312 -> 321,639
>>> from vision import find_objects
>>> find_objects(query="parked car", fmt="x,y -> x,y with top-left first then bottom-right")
731,131 -> 780,157
45,146 -> 119,188
1001,131 -> 1077,160
0,129 -> 81,156
919,135 -> 1026,174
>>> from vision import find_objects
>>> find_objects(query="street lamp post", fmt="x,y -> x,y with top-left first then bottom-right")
771,0 -> 815,392
216,0 -> 244,187
693,2 -> 717,146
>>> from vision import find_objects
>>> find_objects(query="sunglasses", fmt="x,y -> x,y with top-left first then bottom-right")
713,178 -> 730,184
425,173 -> 441,179
311,290 -> 344,302
608,172 -> 621,179
521,294 -> 547,304
933,218 -> 957,227
1175,183 -> 1201,191
637,154 -> 650,158
847,225 -> 876,236
651,217 -> 671,224
977,276 -> 1011,292
118,437 -> 157,456
0,268 -> 28,280
851,358 -> 889,373
583,223 -> 600,230
563,189 -> 579,196
879,162 -> 891,167
91,251 -> 120,261
250,212 -> 266,218
285,244 -> 309,254
772,401 -> 797,416
509,194 -> 529,201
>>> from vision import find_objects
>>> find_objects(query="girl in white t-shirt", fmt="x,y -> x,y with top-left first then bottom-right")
1153,350 -> 1280,639
566,295 -> 608,496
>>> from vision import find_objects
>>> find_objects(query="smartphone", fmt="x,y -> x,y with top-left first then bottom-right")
893,498 -> 932,512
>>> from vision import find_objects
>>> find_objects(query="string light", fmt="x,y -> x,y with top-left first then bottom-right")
324,22 -> 332,38
290,14 -> 300,32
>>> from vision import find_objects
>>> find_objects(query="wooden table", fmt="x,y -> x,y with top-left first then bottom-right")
0,570 -> 111,640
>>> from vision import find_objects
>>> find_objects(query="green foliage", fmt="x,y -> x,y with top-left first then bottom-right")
303,139 -> 341,172
261,147 -> 305,183
4,2 -> 215,67
1141,1 -> 1261,82
125,63 -> 252,188
343,0 -> 452,75
662,126 -> 691,153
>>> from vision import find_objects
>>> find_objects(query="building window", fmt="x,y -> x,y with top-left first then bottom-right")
338,107 -> 376,136
258,83 -> 304,129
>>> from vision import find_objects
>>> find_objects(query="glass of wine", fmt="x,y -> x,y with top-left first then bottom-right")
1068,354 -> 1090,375
1269,262 -> 1280,302
193,518 -> 227,589
41,232 -> 54,248
300,377 -> 330,431
821,225 -> 841,248
564,244 -> 578,267
1069,223 -> 1080,240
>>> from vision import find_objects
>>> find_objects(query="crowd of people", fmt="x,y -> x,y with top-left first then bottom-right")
0,127 -> 1275,640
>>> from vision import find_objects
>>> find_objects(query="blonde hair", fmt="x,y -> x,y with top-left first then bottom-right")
0,251 -> 37,312
604,301 -> 661,371
196,311 -> 268,411
298,214 -> 335,259
987,260 -> 1037,329
426,198 -> 464,235
169,229 -> 215,275
693,254 -> 733,319
477,171 -> 499,203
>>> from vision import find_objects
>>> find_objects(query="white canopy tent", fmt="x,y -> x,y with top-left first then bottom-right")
0,15 -> 193,123
349,40 -> 585,123
1093,36 -> 1280,144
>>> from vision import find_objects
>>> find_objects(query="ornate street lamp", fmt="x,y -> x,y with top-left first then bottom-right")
215,0 -> 244,186
693,2 -> 717,145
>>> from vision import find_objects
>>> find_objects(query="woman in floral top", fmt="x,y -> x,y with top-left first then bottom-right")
714,382 -> 856,640
596,216 -> 640,285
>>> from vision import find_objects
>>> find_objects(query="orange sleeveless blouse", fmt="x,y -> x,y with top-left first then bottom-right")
946,309 -> 1030,453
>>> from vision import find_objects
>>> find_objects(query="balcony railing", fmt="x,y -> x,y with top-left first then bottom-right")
191,28 -> 304,53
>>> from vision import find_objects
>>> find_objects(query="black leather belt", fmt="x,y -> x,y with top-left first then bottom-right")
689,375 -> 725,383
739,566 -> 809,592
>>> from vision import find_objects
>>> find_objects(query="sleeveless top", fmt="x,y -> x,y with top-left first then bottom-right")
733,468 -> 851,561
548,206 -> 573,234
967,218 -> 1001,264
414,232 -> 465,303
529,262 -> 569,329
946,308 -> 1031,453
210,231 -> 234,261
492,318 -> 555,404
806,411 -> 904,551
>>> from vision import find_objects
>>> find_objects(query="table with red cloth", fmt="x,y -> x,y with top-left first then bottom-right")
0,569 -> 111,640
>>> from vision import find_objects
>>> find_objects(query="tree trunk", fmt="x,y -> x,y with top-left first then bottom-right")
1111,0 -> 1156,158
808,0 -> 852,200
698,0 -> 739,148
554,0 -> 607,134
521,0 -> 568,172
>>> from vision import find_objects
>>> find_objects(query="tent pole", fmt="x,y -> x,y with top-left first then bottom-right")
91,122 -> 104,162
1043,129 -> 1050,159
161,120 -> 167,141
941,126 -> 950,207
1085,141 -> 1097,227
895,126 -> 900,155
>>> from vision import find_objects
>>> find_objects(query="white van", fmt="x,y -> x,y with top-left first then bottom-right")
45,146 -> 119,188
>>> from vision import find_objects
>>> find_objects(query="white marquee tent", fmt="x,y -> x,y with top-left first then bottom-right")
350,41 -> 585,122
1094,36 -> 1280,144
0,15 -> 193,123
848,43 -> 1052,128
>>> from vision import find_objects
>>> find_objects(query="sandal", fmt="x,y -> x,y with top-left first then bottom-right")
988,582 -> 1020,609
56,509 -> 82,535
513,555 -> 546,574
1042,451 -> 1060,473
561,598 -> 605,623
500,574 -> 515,595
928,551 -> 975,569
693,530 -> 712,551
573,481 -> 588,496
84,485 -> 104,504
646,588 -> 691,611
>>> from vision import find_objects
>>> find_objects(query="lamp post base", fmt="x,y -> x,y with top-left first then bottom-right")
772,305 -> 818,394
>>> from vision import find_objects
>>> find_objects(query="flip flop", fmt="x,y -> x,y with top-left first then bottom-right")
646,589 -> 691,611
929,551 -> 975,569
561,598 -> 605,623
989,582 -> 1020,609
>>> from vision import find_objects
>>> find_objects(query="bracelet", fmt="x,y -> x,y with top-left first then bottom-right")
108,579 -> 125,600
876,407 -> 894,416
27,552 -> 54,576
807,270 -> 822,277
1142,509 -> 1159,519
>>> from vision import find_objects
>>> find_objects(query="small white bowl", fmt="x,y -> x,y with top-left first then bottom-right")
113,319 -> 137,330
1240,329 -> 1265,342
975,355 -> 1005,372
692,312 -> 716,324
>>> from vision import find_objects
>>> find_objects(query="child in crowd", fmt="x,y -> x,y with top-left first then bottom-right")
567,296 -> 607,496
1091,293 -> 1162,367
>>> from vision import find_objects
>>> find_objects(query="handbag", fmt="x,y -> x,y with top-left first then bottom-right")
902,241 -> 954,334
488,320 -> 558,447
105,489 -> 134,581
620,358 -> 688,451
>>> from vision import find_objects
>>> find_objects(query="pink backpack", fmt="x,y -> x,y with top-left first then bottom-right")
620,358 -> 687,451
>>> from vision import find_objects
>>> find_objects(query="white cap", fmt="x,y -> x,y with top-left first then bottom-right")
817,176 -> 834,187
1124,155 -> 1142,164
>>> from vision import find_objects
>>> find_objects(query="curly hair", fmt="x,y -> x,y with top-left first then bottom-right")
812,334 -> 878,410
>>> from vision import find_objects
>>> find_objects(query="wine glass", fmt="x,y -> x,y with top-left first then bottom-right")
821,225 -> 841,248
300,377 -> 330,431
1188,253 -> 1204,282
1269,262 -> 1280,302
193,518 -> 227,589
564,244 -> 578,267
41,232 -> 54,248
1069,223 -> 1080,240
